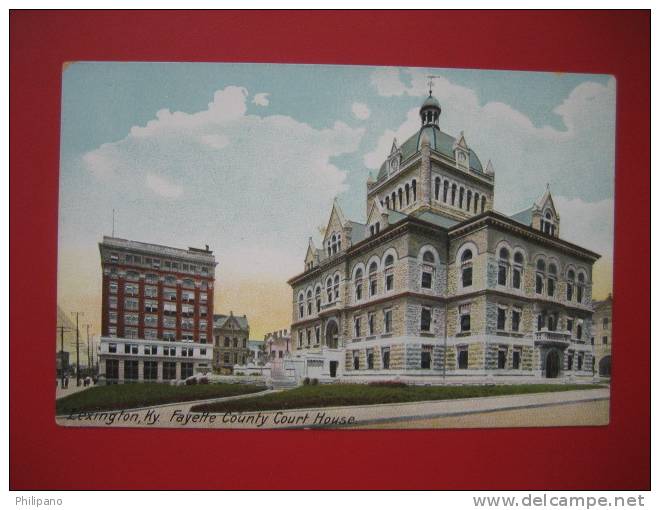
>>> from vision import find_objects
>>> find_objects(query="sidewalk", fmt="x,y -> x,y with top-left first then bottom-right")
56,380 -> 95,400
56,387 -> 609,429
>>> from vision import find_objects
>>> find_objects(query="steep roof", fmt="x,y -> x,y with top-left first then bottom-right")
509,206 -> 534,227
377,125 -> 484,181
213,313 -> 249,331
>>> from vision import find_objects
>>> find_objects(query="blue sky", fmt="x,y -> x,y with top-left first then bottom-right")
58,63 -> 615,338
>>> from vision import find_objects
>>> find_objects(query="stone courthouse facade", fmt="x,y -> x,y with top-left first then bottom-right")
287,92 -> 600,384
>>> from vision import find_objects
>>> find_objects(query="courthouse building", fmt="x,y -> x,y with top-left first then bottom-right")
98,236 -> 216,383
287,92 -> 601,383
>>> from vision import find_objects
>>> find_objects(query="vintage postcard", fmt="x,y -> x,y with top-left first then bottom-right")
55,63 -> 615,429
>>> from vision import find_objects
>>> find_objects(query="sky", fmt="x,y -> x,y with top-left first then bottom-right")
57,63 -> 616,341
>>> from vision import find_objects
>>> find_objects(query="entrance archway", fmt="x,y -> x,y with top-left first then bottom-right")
325,320 -> 339,349
545,349 -> 561,378
598,356 -> 611,377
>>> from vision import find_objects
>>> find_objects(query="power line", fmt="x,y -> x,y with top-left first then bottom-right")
71,312 -> 84,387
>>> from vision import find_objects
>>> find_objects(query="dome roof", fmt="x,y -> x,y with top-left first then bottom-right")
421,94 -> 440,109
376,125 -> 484,181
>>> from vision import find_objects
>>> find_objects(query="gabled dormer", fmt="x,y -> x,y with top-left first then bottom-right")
387,137 -> 402,176
304,237 -> 319,271
453,131 -> 470,170
510,186 -> 561,238
323,198 -> 349,257
366,198 -> 389,237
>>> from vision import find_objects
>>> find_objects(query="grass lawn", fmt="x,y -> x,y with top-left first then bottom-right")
190,383 -> 604,414
56,383 -> 266,414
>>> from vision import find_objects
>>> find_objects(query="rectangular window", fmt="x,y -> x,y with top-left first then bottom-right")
315,326 -> 320,345
535,274 -> 544,294
421,345 -> 432,369
459,304 -> 471,332
576,322 -> 583,340
577,353 -> 584,370
124,360 -> 139,380
457,347 -> 469,369
567,318 -> 574,333
123,343 -> 138,354
497,265 -> 507,286
354,317 -> 361,338
511,309 -> 521,332
381,347 -> 390,369
181,362 -> 194,379
420,307 -> 431,332
181,347 -> 194,357
144,285 -> 158,298
162,362 -> 177,380
144,300 -> 158,313
512,348 -> 521,369
385,273 -> 394,291
224,353 -> 230,364
109,281 -> 118,294
497,347 -> 507,369
547,278 -> 555,297
497,307 -> 506,330
298,331 -> 303,349
369,279 -> 377,297
106,359 -> 119,379
366,349 -> 374,369
125,328 -> 138,340
108,311 -> 117,324
567,284 -> 573,301
108,327 -> 117,338
602,336 -> 608,345
462,267 -> 472,287
353,351 -> 360,370
577,286 -> 583,303
108,343 -> 117,353
368,313 -> 375,336
384,309 -> 392,333
306,329 -> 311,346
125,283 -> 139,296
421,271 -> 433,289
109,296 -> 117,309
144,315 -> 158,327
124,298 -> 139,310
144,344 -> 158,355
567,352 -> 574,371
512,268 -> 521,289
144,361 -> 158,380
144,329 -> 157,340
125,313 -> 139,326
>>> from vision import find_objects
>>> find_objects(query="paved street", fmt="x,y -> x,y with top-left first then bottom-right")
56,379 -> 96,400
56,387 -> 609,430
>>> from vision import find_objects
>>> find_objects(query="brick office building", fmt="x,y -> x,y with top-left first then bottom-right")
288,92 -> 601,384
98,236 -> 216,383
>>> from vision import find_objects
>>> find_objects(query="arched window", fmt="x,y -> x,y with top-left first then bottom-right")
443,181 -> 449,202
384,254 -> 395,292
412,179 -> 417,202
481,196 -> 486,213
315,286 -> 321,312
434,177 -> 441,200
405,183 -> 410,206
298,293 -> 305,319
466,190 -> 472,211
385,196 -> 390,209
513,252 -> 524,289
391,192 -> 396,211
398,188 -> 403,209
333,274 -> 340,300
535,259 -> 546,294
451,183 -> 457,206
547,263 -> 557,297
421,250 -> 436,289
326,277 -> 333,303
306,289 -> 313,315
498,247 -> 510,286
459,187 -> 465,209
566,269 -> 575,301
474,193 -> 479,213
369,261 -> 378,297
461,249 -> 473,287
577,273 -> 585,303
354,268 -> 364,301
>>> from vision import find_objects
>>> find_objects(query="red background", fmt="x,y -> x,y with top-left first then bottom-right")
10,10 -> 650,489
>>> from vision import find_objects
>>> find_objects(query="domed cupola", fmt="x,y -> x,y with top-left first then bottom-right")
420,93 -> 441,127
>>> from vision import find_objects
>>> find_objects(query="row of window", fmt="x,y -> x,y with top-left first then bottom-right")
109,312 -> 207,329
108,252 -> 211,276
217,352 -> 248,365
108,295 -> 208,312
536,311 -> 585,339
105,359 -> 196,380
433,176 -> 487,214
380,178 -> 417,212
109,280 -> 209,299
106,327 -> 208,343
107,343 -> 207,357
214,336 -> 248,349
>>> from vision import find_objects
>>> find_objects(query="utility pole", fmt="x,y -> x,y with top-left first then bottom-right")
71,312 -> 84,387
56,325 -> 71,388
86,324 -> 92,375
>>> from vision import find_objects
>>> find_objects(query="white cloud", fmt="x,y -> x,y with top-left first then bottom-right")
365,68 -> 616,213
252,92 -> 270,106
82,85 -> 364,279
351,102 -> 371,120
145,173 -> 183,198
554,196 -> 614,259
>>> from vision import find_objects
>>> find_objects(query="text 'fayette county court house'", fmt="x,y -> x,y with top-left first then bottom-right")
287,92 -> 602,384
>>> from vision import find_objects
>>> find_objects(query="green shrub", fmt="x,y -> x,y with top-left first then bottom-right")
303,377 -> 310,385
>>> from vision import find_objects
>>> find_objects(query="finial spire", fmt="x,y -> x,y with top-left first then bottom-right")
427,75 -> 438,96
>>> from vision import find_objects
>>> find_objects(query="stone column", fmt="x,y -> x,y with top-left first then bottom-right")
138,360 -> 144,381
176,361 -> 181,380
